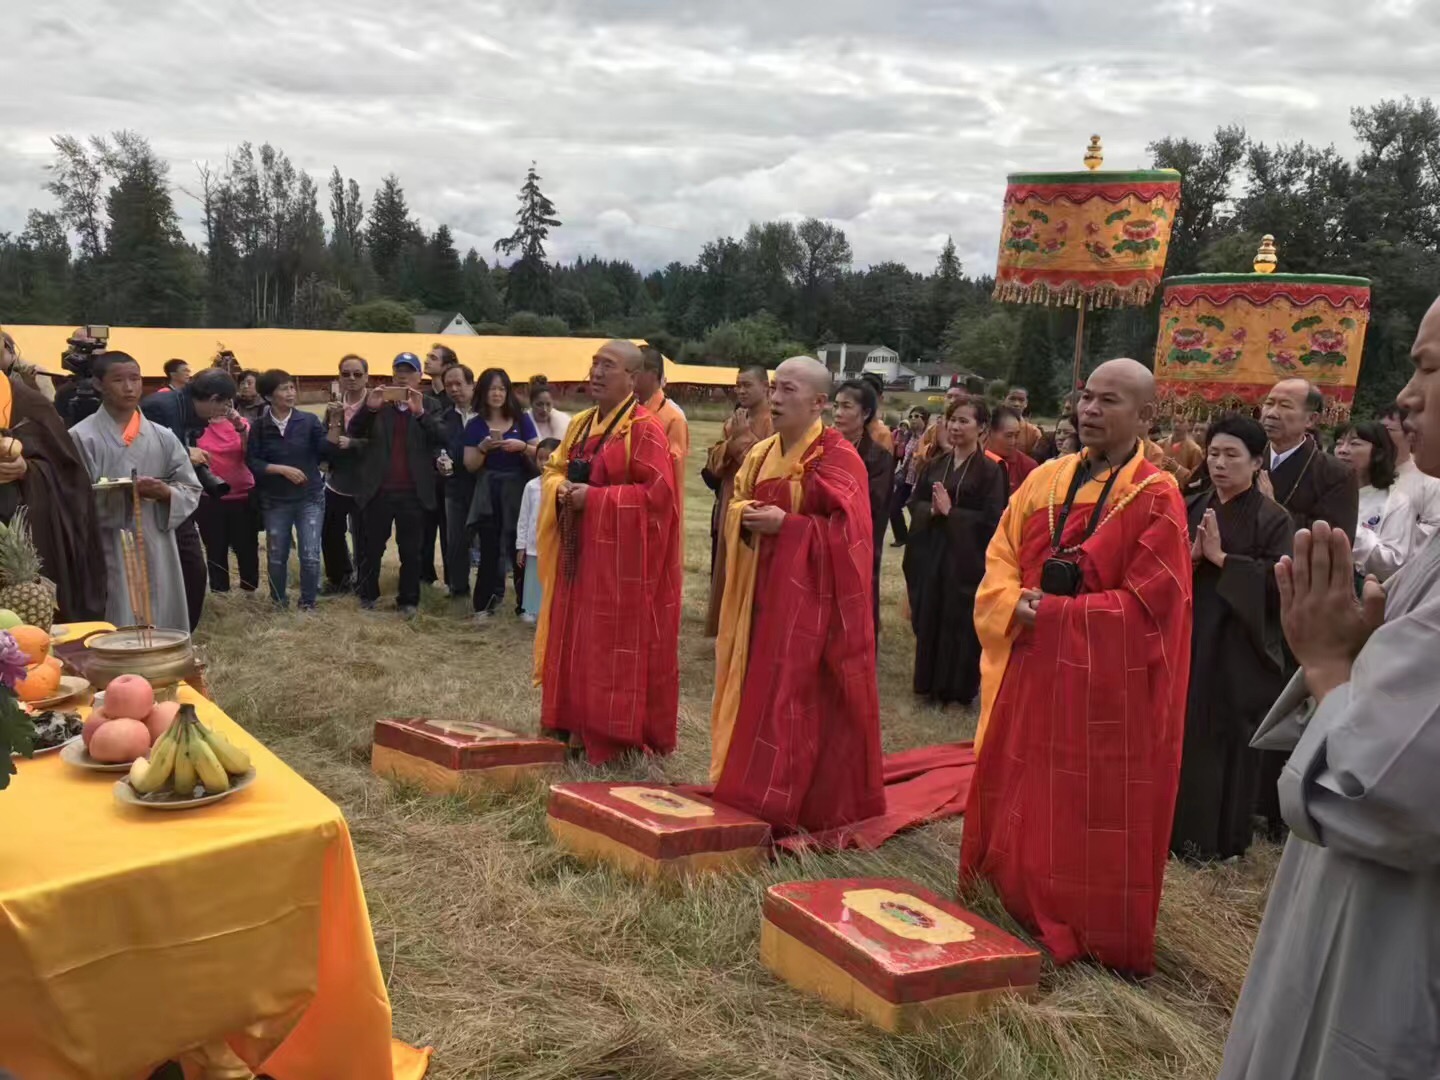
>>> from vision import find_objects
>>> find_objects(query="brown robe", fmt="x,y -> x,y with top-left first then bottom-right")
704,405 -> 772,636
3,375 -> 107,621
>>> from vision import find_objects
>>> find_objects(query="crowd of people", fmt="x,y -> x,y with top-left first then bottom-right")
4,296 -> 1440,1078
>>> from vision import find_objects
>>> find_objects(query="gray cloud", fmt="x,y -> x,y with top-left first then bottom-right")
0,0 -> 1429,278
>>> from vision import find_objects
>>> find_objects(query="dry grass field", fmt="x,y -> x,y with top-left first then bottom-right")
195,416 -> 1276,1080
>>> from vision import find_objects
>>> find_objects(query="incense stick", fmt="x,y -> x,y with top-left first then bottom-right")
130,469 -> 153,646
120,531 -> 143,631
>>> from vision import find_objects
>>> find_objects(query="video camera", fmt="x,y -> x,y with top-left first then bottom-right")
56,325 -> 110,428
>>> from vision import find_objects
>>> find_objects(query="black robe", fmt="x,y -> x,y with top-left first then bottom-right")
903,449 -> 1007,705
4,376 -> 107,621
856,434 -> 895,632
1256,435 -> 1358,835
1265,435 -> 1358,541
1170,484 -> 1292,861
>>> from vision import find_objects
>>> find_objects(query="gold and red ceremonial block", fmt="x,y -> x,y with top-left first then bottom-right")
761,877 -> 1041,1032
1154,240 -> 1371,422
371,717 -> 566,794
546,782 -> 771,880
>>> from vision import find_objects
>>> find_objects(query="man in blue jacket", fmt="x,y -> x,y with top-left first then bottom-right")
246,369 -> 329,611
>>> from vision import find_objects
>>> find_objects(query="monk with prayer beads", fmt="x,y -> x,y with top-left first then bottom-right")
961,357 -> 1193,976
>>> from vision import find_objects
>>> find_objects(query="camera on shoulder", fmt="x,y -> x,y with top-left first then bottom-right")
566,459 -> 591,485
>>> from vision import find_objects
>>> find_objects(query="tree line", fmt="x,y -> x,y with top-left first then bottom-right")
1,98 -> 1436,414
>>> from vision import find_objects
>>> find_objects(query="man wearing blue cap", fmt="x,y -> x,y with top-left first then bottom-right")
345,352 -> 448,615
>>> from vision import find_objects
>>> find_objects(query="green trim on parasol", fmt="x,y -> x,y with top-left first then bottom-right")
1162,272 -> 1370,287
1005,169 -> 1181,185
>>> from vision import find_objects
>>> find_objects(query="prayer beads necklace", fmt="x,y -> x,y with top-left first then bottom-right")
1047,458 -> 1168,555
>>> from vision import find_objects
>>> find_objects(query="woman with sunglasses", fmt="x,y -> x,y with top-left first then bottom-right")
321,354 -> 370,594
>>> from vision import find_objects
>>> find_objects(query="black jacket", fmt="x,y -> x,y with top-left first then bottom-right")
140,390 -> 204,447
1264,435 -> 1359,541
346,400 -> 448,509
247,408 -> 330,504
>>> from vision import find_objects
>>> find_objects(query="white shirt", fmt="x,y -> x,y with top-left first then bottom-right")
1353,483 -> 1414,581
531,408 -> 571,443
270,408 -> 291,436
1269,441 -> 1304,471
516,475 -> 544,557
1393,458 -> 1440,545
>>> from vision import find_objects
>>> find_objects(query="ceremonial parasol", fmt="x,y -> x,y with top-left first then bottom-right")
1153,236 -> 1371,422
993,136 -> 1182,390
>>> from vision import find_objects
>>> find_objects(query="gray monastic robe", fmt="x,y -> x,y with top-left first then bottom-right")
70,410 -> 201,632
1219,532 -> 1440,1080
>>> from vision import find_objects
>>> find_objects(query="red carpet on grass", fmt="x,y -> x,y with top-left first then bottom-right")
687,742 -> 975,853
776,742 -> 976,852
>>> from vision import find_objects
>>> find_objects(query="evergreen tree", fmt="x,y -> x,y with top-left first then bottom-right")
495,163 -> 561,313
366,174 -> 421,293
417,225 -> 463,311
460,250 -> 502,324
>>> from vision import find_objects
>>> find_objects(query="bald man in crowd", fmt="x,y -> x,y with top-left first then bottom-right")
710,356 -> 884,835
532,340 -> 683,763
962,357 -> 1193,976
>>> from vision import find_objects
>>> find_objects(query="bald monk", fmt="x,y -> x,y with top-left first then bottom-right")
710,357 -> 884,833
704,365 -> 772,636
635,345 -> 690,523
961,358 -> 1193,975
533,340 -> 682,763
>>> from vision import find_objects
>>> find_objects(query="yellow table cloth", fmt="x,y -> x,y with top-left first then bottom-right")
0,683 -> 431,1080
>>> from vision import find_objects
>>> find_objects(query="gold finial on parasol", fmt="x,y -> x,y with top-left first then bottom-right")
1253,234 -> 1278,274
1083,135 -> 1104,171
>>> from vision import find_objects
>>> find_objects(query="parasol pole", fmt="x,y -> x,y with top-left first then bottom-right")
1071,298 -> 1087,393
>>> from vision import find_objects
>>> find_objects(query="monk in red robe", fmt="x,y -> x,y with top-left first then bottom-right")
533,340 -> 682,763
710,356 -> 884,833
961,358 -> 1192,976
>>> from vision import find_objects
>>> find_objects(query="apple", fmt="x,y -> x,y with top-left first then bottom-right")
0,609 -> 22,631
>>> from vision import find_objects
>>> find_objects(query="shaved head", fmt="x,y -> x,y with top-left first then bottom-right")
1077,357 -> 1158,461
1089,357 -> 1156,405
590,339 -> 643,411
771,356 -> 832,443
598,339 -> 644,373
776,356 -> 832,396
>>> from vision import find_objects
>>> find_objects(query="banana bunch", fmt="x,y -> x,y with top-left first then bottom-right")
128,704 -> 253,798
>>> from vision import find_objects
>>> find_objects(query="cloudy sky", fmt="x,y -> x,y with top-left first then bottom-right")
1,0 -> 1432,276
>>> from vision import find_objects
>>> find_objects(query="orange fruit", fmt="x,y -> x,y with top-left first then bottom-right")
15,663 -> 60,703
42,655 -> 62,673
8,625 -> 50,665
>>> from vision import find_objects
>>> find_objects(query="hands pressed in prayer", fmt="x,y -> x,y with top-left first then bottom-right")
1277,521 -> 1387,702
0,455 -> 27,485
932,482 -> 953,517
1014,588 -> 1042,629
1256,470 -> 1275,501
135,477 -> 171,502
741,504 -> 786,536
732,407 -> 751,436
1198,508 -> 1225,567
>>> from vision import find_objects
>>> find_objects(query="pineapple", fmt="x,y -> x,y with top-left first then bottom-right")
0,509 -> 57,630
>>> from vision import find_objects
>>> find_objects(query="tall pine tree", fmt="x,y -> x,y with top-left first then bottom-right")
495,163 -> 560,314
366,174 -> 421,295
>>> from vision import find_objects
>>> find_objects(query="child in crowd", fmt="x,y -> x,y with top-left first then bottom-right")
516,438 -> 561,625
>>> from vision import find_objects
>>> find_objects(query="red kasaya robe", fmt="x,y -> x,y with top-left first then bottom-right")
710,422 -> 885,834
533,398 -> 682,764
960,449 -> 1192,975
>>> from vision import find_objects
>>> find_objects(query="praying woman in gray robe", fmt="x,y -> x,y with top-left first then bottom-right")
70,410 -> 201,632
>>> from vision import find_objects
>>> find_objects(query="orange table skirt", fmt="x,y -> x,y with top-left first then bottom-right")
0,682 -> 430,1079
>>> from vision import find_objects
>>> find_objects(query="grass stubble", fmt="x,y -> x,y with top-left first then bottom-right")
197,419 -> 1275,1079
